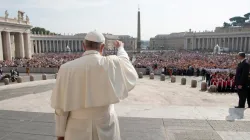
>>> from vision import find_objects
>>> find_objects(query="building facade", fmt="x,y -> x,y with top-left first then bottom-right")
0,11 -> 32,60
150,27 -> 250,52
149,33 -> 185,50
117,35 -> 137,50
30,33 -> 120,54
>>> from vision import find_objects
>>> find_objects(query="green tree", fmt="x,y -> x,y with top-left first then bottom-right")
229,16 -> 247,26
223,22 -> 231,27
31,27 -> 56,35
244,12 -> 250,19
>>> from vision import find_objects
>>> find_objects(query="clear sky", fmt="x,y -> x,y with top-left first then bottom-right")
0,0 -> 250,40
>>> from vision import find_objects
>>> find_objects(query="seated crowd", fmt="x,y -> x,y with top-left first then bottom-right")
207,72 -> 236,92
0,50 -> 242,70
0,50 -> 247,93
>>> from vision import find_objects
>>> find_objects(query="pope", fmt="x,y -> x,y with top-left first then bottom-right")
51,30 -> 138,140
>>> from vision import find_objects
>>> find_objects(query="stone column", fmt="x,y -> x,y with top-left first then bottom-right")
60,40 -> 63,52
72,40 -> 75,52
45,40 -> 48,53
23,33 -> 31,59
76,40 -> 78,51
34,40 -> 37,53
197,38 -> 199,49
57,40 -> 59,52
70,40 -> 73,52
236,37 -> 239,51
0,31 -> 3,60
59,40 -> 61,52
243,37 -> 246,52
75,40 -> 77,52
14,32 -> 25,58
227,38 -> 230,51
232,38 -> 235,52
192,38 -> 196,50
41,40 -> 44,53
219,38 -> 221,46
2,32 -> 12,60
82,41 -> 84,51
48,40 -> 51,52
211,38 -> 214,50
38,40 -> 41,53
248,37 -> 250,53
240,37 -> 243,51
184,38 -> 188,50
206,38 -> 209,50
63,40 -> 65,52
78,40 -> 80,51
52,41 -> 55,52
43,40 -> 46,53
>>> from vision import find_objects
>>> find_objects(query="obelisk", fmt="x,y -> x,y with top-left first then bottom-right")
137,6 -> 141,53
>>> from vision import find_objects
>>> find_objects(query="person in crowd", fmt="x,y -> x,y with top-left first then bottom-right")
234,52 -> 250,108
10,69 -> 14,76
0,67 -> 3,76
51,31 -> 137,140
205,70 -> 211,86
15,68 -> 19,76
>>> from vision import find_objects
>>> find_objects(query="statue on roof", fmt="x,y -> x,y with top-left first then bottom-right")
26,15 -> 29,23
5,10 -> 9,19
18,11 -> 25,21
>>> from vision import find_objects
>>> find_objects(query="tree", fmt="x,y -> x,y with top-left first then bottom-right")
229,16 -> 248,26
244,12 -> 250,20
31,27 -> 59,35
223,22 -> 231,28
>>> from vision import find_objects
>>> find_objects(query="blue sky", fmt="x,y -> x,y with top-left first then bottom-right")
0,0 -> 250,40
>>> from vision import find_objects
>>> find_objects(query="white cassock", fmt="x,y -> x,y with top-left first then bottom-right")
51,46 -> 137,140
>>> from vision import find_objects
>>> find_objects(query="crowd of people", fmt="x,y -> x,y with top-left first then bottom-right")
0,51 -> 242,70
0,53 -> 82,68
134,51 -> 239,70
0,50 -> 247,92
206,71 -> 235,92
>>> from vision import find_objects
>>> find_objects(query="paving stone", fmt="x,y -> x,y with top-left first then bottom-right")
13,121 -> 55,136
121,129 -> 166,140
163,119 -> 213,130
0,110 -> 40,121
166,130 -> 223,140
119,117 -> 166,140
0,131 -> 12,139
0,84 -> 54,101
0,119 -> 26,132
32,113 -> 55,123
1,133 -> 56,140
119,117 -> 164,130
208,120 -> 250,132
217,131 -> 250,140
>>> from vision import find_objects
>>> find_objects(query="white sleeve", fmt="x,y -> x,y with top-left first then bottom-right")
116,46 -> 137,92
117,46 -> 129,59
55,109 -> 69,137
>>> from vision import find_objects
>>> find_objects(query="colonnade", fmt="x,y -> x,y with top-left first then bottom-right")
32,40 -> 84,53
0,31 -> 31,60
186,36 -> 250,52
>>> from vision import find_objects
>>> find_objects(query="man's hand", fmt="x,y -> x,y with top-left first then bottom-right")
113,40 -> 123,48
57,137 -> 64,140
238,85 -> 242,89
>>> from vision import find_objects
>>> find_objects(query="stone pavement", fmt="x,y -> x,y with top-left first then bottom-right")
0,77 -> 250,140
1,110 -> 250,140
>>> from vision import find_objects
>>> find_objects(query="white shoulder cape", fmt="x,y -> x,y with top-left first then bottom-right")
51,50 -> 137,112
